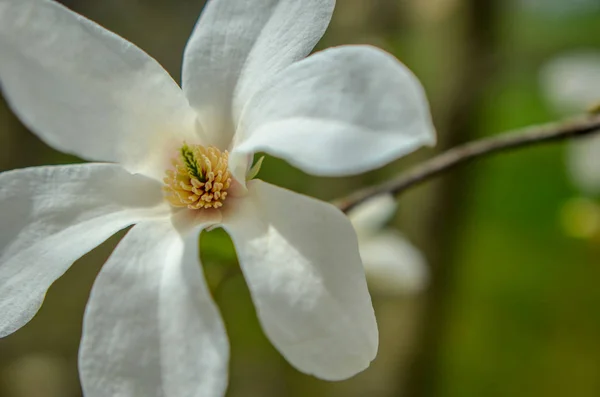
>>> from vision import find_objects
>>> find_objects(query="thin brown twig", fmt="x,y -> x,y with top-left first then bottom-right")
335,114 -> 600,213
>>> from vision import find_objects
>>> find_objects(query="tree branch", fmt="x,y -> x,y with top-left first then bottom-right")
336,114 -> 600,213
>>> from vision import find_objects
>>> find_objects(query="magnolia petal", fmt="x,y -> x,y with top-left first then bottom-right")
223,180 -> 378,381
348,194 -> 398,238
0,164 -> 168,338
0,0 -> 197,179
359,231 -> 429,295
182,0 -> 334,149
79,219 -> 229,397
233,45 -> 436,179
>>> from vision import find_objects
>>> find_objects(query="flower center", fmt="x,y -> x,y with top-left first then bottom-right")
163,143 -> 232,210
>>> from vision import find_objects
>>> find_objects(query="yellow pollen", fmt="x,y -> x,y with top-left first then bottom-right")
163,144 -> 232,210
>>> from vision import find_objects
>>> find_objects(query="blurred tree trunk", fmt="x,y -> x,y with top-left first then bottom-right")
403,0 -> 499,396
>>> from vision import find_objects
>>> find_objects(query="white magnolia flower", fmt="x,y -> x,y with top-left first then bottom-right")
0,0 -> 436,396
349,195 -> 428,295
540,52 -> 600,195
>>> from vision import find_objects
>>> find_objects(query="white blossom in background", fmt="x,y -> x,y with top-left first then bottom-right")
540,52 -> 600,196
0,0 -> 436,396
349,195 -> 429,296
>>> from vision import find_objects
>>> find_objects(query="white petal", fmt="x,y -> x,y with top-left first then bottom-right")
182,0 -> 334,149
540,52 -> 600,113
79,219 -> 229,397
567,134 -> 600,195
233,45 -> 436,179
0,0 -> 198,179
359,231 -> 429,295
348,194 -> 398,238
0,164 -> 168,338
223,180 -> 377,381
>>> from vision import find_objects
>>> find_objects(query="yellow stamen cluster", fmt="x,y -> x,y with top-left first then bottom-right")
163,144 -> 232,210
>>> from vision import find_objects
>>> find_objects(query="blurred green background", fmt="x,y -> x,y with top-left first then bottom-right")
1,0 -> 600,396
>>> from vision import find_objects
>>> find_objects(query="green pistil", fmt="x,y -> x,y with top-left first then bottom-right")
180,144 -> 204,182
247,156 -> 265,181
